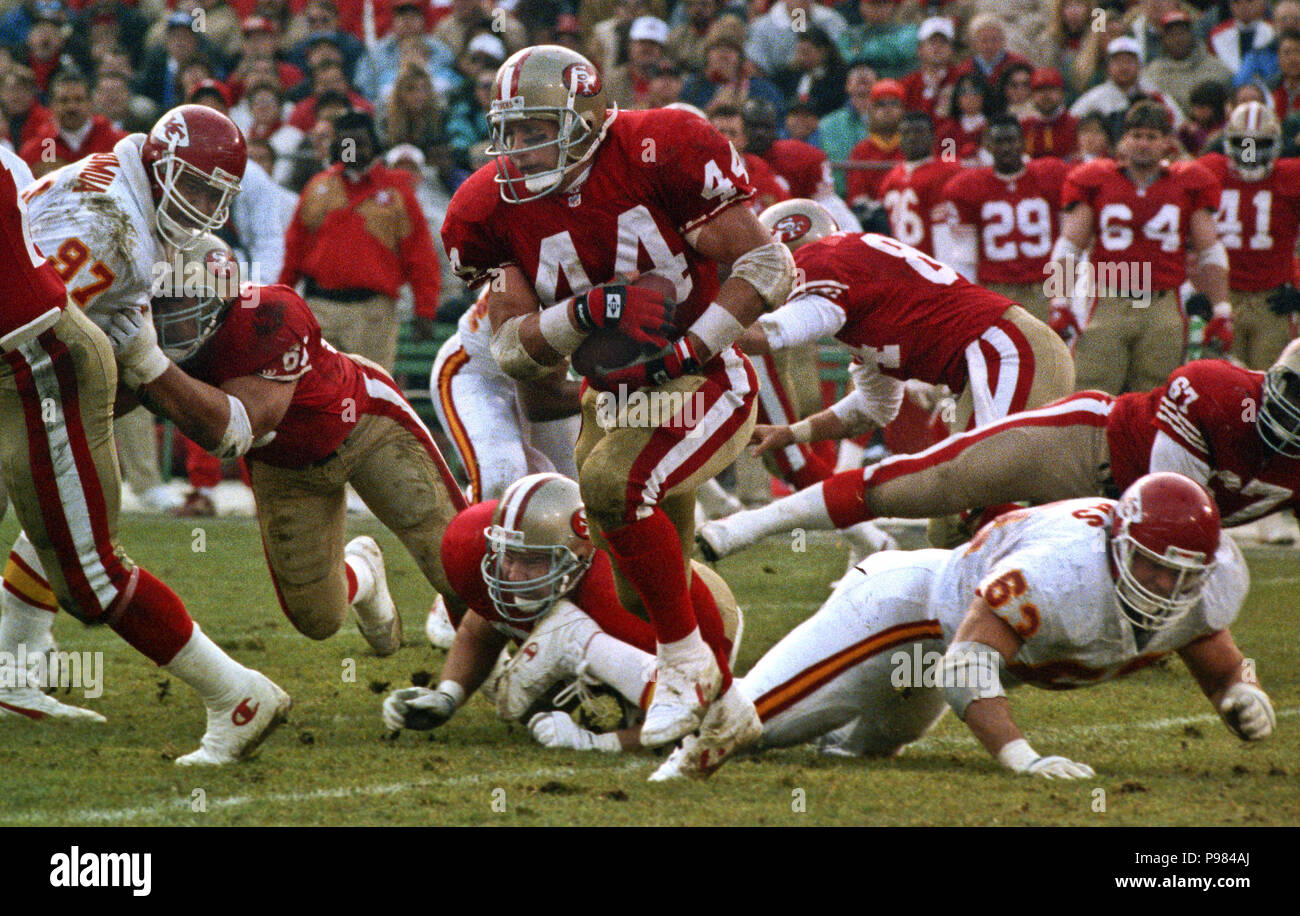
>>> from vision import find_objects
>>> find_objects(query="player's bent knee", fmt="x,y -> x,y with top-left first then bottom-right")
578,455 -> 633,529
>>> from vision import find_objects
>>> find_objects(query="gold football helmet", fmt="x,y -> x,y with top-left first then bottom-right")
485,45 -> 615,203
1225,101 -> 1281,181
1259,338 -> 1300,456
150,233 -> 242,362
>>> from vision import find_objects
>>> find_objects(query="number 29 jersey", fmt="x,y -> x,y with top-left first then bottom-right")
440,108 -> 755,348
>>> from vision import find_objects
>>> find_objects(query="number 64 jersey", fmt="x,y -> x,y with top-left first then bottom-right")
19,135 -> 165,331
929,498 -> 1249,690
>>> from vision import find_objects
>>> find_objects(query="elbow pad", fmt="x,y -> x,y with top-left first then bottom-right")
211,394 -> 255,460
939,640 -> 1007,720
490,314 -> 549,381
731,240 -> 797,310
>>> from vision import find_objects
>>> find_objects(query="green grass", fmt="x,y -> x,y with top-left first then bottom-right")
1,511 -> 1297,826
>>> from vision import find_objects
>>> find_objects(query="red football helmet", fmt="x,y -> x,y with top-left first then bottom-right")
1110,472 -> 1221,631
140,105 -> 246,249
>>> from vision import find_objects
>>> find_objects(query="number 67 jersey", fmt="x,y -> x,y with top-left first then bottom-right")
19,135 -> 166,331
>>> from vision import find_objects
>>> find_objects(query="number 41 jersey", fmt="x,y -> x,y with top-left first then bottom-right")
440,108 -> 755,349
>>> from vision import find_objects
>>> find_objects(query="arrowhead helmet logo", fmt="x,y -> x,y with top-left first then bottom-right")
153,113 -> 191,148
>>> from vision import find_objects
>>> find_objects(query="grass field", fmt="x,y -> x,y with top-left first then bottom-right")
1,510 -> 1297,827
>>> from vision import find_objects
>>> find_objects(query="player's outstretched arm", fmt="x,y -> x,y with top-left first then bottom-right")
945,598 -> 1095,780
1179,630 -> 1276,741
516,363 -> 581,422
383,610 -> 508,734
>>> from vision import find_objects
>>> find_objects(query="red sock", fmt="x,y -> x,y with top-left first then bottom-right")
603,509 -> 696,644
108,569 -> 195,665
790,452 -> 834,491
344,562 -> 358,603
824,469 -> 874,528
688,572 -> 733,690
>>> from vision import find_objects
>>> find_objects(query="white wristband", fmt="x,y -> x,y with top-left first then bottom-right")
789,418 -> 815,443
997,738 -> 1041,773
538,301 -> 586,355
1213,301 -> 1233,320
437,679 -> 466,710
128,347 -> 171,388
688,302 -> 746,359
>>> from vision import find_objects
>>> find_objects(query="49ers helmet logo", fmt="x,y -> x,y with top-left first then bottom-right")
563,63 -> 601,97
772,214 -> 812,243
571,508 -> 589,539
153,113 -> 191,147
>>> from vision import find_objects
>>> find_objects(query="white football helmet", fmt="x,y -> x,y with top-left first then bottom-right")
482,473 -> 595,624
1225,101 -> 1281,181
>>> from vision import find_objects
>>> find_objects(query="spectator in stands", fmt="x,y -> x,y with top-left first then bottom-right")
357,0 -> 459,100
747,0 -> 847,78
1022,66 -> 1078,159
667,0 -> 743,73
451,31 -> 507,92
1210,0 -> 1274,75
1267,30 -> 1300,121
0,65 -> 54,152
950,14 -> 1032,97
12,0 -> 83,100
69,0 -> 150,71
289,0 -> 365,81
287,58 -> 373,131
142,0 -> 242,62
381,63 -> 444,152
585,0 -> 669,77
241,82 -> 303,185
644,59 -> 687,108
384,142 -> 463,323
1237,0 -> 1300,87
0,0 -> 47,48
707,102 -> 789,210
837,0 -> 917,81
606,15 -> 669,110
135,11 -> 221,110
1143,10 -> 1232,117
900,16 -> 957,117
281,110 -> 442,370
1178,79 -> 1231,154
1071,36 -> 1186,135
1045,0 -> 1094,98
936,73 -> 991,163
91,71 -> 154,133
444,68 -> 493,171
1073,110 -> 1113,161
778,26 -> 848,117
786,100 -> 820,144
20,68 -> 125,177
228,16 -> 305,100
819,63 -> 876,195
552,13 -> 586,54
681,35 -> 784,116
283,89 -> 351,191
1070,4 -> 1129,96
996,61 -> 1036,119
248,136 -> 276,176
435,0 -> 526,59
845,77 -> 905,210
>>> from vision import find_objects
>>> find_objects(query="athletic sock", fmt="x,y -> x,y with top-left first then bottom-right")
344,555 -> 374,605
162,622 -> 251,707
108,568 -> 197,666
603,508 -> 697,644
1,541 -> 58,654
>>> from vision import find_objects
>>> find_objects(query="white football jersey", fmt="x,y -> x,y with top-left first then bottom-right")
930,498 -> 1248,689
20,135 -> 164,335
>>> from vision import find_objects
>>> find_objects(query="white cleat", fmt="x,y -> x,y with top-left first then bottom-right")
493,600 -> 599,722
346,536 -> 402,656
175,672 -> 291,767
0,687 -> 106,723
1255,512 -> 1296,545
640,642 -> 721,748
137,484 -> 184,514
425,594 -> 457,650
648,683 -> 761,782
527,711 -> 618,752
696,479 -> 744,520
695,516 -> 752,562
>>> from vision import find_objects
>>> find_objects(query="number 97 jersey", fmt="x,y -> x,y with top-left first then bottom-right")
440,108 -> 755,341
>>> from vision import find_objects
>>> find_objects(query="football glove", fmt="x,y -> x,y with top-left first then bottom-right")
1049,298 -> 1080,344
1267,284 -> 1300,316
382,686 -> 458,733
1025,755 -> 1096,780
1218,682 -> 1275,741
591,336 -> 702,393
572,284 -> 672,349
108,308 -> 171,388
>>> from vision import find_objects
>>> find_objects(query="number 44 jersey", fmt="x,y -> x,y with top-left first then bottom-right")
20,135 -> 167,330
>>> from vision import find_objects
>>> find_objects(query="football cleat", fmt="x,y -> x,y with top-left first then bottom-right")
0,687 -> 106,723
175,672 -> 291,766
640,641 -> 722,748
695,519 -> 741,563
346,536 -> 402,656
494,600 -> 599,722
647,683 -> 761,782
425,594 -> 457,650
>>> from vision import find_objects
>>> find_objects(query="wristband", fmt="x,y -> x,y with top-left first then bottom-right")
688,302 -> 746,359
539,301 -> 586,355
130,347 -> 171,388
437,680 -> 466,710
1213,301 -> 1233,320
997,738 -> 1040,773
789,418 -> 815,443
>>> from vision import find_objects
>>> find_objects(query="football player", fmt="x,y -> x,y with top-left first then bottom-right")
657,474 -> 1274,780
0,150 -> 291,765
1197,102 -> 1300,371
695,345 -> 1300,556
877,111 -> 962,258
1047,101 -> 1231,395
702,198 -> 1074,555
380,474 -> 743,758
935,115 -> 1073,323
440,45 -> 795,756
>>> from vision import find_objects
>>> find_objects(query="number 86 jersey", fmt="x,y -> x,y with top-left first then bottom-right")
20,136 -> 165,331
440,107 -> 754,346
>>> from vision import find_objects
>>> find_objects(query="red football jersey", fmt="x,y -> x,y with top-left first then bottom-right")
187,284 -> 410,468
942,158 -> 1073,285
0,159 -> 68,348
879,158 -> 963,257
1107,360 -> 1300,524
438,499 -> 656,650
744,151 -> 790,210
1197,153 -> 1300,292
844,134 -> 903,207
1062,158 -> 1221,291
441,108 -> 754,342
759,137 -> 831,200
792,232 -> 1013,391
1021,110 -> 1078,160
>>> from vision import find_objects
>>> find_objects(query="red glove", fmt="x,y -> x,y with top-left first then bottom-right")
1049,299 -> 1080,343
572,283 -> 672,349
591,337 -> 701,392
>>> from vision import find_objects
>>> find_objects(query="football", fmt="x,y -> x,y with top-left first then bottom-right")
570,272 -> 677,378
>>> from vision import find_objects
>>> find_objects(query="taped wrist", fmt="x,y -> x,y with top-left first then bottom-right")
996,738 -> 1041,773
211,394 -> 254,460
538,300 -> 586,355
687,302 -> 746,359
127,347 -> 171,388
940,640 -> 1006,720
730,240 -> 796,310
490,314 -> 549,380
436,679 -> 466,710
789,418 -> 815,443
